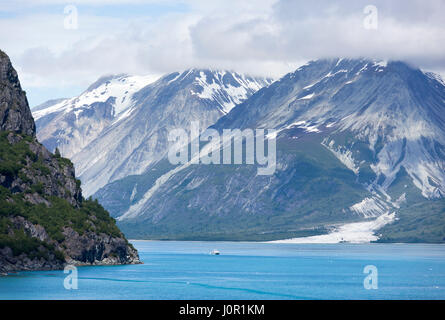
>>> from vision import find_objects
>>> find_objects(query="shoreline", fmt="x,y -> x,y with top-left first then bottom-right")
128,239 -> 445,245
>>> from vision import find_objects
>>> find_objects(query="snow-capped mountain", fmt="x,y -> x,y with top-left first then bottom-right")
107,59 -> 445,242
34,70 -> 272,196
34,73 -> 161,158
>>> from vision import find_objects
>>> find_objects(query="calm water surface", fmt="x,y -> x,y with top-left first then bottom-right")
1,241 -> 445,299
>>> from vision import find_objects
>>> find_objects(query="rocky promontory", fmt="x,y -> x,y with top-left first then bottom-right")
0,50 -> 140,274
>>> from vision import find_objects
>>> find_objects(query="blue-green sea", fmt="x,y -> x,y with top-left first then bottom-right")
1,241 -> 445,299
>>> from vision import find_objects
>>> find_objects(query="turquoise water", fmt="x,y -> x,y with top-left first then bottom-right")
1,241 -> 445,299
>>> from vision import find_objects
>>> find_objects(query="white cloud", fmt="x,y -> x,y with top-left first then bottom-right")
2,0 -> 445,105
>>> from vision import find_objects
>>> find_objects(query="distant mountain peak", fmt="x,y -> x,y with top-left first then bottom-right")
85,73 -> 130,92
187,69 -> 273,113
33,73 -> 161,123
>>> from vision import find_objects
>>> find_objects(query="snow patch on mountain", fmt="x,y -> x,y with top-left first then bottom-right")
270,212 -> 395,244
322,139 -> 359,174
394,193 -> 406,208
298,93 -> 315,100
349,197 -> 389,218
425,71 -> 445,86
33,74 -> 160,122
191,70 -> 273,113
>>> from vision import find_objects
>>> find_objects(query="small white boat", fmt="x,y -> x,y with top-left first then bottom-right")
210,249 -> 220,255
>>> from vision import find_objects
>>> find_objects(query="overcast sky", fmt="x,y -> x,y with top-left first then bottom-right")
1,0 -> 445,107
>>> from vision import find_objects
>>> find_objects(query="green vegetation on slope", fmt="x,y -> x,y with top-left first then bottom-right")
0,132 -> 35,176
0,131 -> 124,258
0,186 -> 123,258
0,186 -> 122,240
377,198 -> 445,243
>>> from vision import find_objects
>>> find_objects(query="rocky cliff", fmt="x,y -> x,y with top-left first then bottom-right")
0,50 -> 140,274
0,52 -> 35,136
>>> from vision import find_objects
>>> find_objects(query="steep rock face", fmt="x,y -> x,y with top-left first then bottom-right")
0,132 -> 81,207
0,51 -> 35,136
0,50 -> 139,274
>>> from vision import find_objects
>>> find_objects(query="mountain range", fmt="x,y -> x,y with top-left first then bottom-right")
34,70 -> 272,196
34,58 -> 445,243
